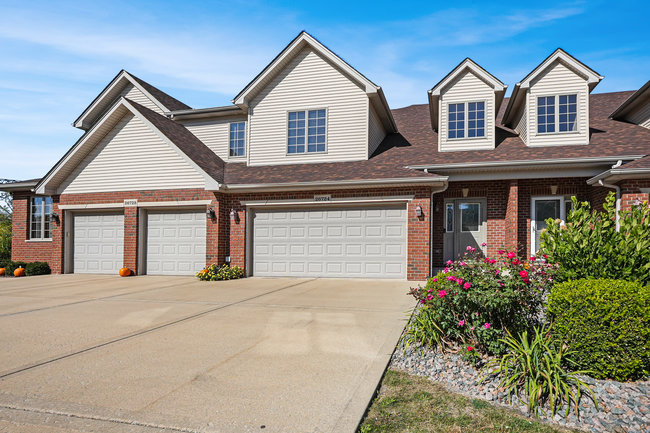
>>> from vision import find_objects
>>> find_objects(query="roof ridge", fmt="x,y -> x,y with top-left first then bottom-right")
127,72 -> 192,111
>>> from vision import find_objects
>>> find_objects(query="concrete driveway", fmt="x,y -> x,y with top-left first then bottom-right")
0,275 -> 415,433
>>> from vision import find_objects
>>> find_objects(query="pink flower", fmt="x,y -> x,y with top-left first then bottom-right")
481,242 -> 487,247
489,259 -> 497,264
446,276 -> 455,281
530,256 -> 536,261
467,346 -> 473,351
443,267 -> 450,273
427,288 -> 433,293
497,249 -> 504,255
519,270 -> 529,279
475,312 -> 479,317
484,323 -> 491,329
459,261 -> 467,266
426,295 -> 433,301
458,320 -> 465,326
470,326 -> 475,330
432,278 -> 438,282
507,252 -> 516,259
456,279 -> 464,285
464,282 -> 471,289
438,290 -> 447,299
446,260 -> 453,266
466,246 -> 476,252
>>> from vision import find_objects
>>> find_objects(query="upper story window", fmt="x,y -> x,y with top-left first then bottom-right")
229,121 -> 246,157
31,196 -> 53,240
448,102 -> 485,139
537,94 -> 577,134
288,109 -> 327,154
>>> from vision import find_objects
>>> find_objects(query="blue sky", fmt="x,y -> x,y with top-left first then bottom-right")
1,0 -> 648,180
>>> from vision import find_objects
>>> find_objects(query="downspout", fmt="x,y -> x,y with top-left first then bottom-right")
426,168 -> 448,277
598,160 -> 622,230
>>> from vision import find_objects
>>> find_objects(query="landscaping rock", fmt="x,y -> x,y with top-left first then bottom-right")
391,342 -> 650,433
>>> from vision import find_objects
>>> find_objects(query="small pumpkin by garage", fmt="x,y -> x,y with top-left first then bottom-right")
119,267 -> 132,277
14,267 -> 26,277
0,267 -> 5,276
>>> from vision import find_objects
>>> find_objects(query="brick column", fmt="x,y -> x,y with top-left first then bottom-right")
123,206 -> 138,273
619,180 -> 650,211
505,179 -> 519,252
206,198 -> 220,266
407,190 -> 431,280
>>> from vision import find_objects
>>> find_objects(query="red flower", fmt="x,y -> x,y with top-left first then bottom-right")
467,346 -> 473,351
519,270 -> 529,279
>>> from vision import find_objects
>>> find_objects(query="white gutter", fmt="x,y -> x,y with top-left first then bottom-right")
219,176 -> 448,193
407,156 -> 644,171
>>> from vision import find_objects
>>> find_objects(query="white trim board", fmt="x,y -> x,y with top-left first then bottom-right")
240,195 -> 414,207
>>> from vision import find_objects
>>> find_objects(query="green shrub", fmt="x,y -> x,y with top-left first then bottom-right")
25,261 -> 51,276
196,264 -> 244,281
540,193 -> 650,284
408,248 -> 557,355
482,325 -> 597,418
547,278 -> 649,381
5,260 -> 27,274
0,214 -> 11,263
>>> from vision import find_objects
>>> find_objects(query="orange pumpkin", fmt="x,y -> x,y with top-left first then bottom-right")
0,268 -> 5,276
119,267 -> 132,277
14,267 -> 26,277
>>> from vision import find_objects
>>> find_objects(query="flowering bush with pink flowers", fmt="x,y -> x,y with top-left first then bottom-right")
408,246 -> 558,356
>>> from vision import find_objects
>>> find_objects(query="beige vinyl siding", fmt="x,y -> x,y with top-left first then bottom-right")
513,105 -> 528,143
121,84 -> 164,115
527,61 -> 589,146
368,104 -> 386,157
180,116 -> 247,161
627,100 -> 650,129
59,113 -> 205,193
248,48 -> 369,166
438,70 -> 495,152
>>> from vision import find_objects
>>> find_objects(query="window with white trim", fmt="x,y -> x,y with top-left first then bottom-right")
288,109 -> 326,154
30,196 -> 53,240
229,121 -> 246,157
537,94 -> 577,134
448,102 -> 485,139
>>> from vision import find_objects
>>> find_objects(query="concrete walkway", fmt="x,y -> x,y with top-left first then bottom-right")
0,275 -> 415,432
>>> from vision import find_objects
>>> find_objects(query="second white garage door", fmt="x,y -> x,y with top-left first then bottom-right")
73,213 -> 124,274
252,205 -> 407,278
146,210 -> 206,276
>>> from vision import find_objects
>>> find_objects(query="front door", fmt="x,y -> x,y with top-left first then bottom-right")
443,198 -> 487,263
531,197 -> 566,254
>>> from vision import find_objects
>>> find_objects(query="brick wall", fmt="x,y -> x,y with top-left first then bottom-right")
221,186 -> 432,281
619,179 -> 650,210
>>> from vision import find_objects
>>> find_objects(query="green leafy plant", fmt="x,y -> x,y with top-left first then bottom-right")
401,306 -> 446,351
540,193 -> 650,284
481,325 -> 597,418
548,278 -> 649,381
5,260 -> 27,275
0,213 -> 11,263
196,263 -> 244,281
25,261 -> 51,276
407,248 -> 557,355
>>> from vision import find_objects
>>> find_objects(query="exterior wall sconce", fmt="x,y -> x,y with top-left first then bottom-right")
51,212 -> 60,224
230,209 -> 240,223
550,185 -> 558,195
415,205 -> 423,217
206,208 -> 216,220
462,188 -> 469,198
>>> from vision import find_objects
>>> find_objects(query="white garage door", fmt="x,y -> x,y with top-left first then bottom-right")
73,213 -> 124,274
253,205 -> 407,278
146,210 -> 206,276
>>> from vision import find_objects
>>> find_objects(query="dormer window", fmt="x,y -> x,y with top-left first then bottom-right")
537,94 -> 577,134
448,102 -> 485,139
288,109 -> 327,154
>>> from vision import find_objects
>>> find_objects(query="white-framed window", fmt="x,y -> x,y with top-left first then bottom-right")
30,196 -> 53,240
448,102 -> 485,139
288,109 -> 327,154
537,94 -> 577,134
229,121 -> 246,157
459,202 -> 480,232
445,203 -> 454,232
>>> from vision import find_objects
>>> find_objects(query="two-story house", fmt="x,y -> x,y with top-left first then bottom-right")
4,32 -> 650,280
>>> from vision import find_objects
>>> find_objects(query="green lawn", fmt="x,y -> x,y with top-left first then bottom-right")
358,369 -> 580,433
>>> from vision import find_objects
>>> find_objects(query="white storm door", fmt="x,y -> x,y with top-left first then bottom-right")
252,205 -> 407,278
531,197 -> 565,254
146,210 -> 206,276
73,213 -> 124,274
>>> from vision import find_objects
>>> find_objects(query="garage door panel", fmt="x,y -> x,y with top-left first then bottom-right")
253,206 -> 406,279
74,213 -> 124,274
146,211 -> 206,276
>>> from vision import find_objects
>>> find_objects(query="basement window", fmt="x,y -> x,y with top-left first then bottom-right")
30,196 -> 53,240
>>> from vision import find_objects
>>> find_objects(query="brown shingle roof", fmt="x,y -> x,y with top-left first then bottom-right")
126,99 -> 225,184
129,73 -> 192,111
620,154 -> 650,170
